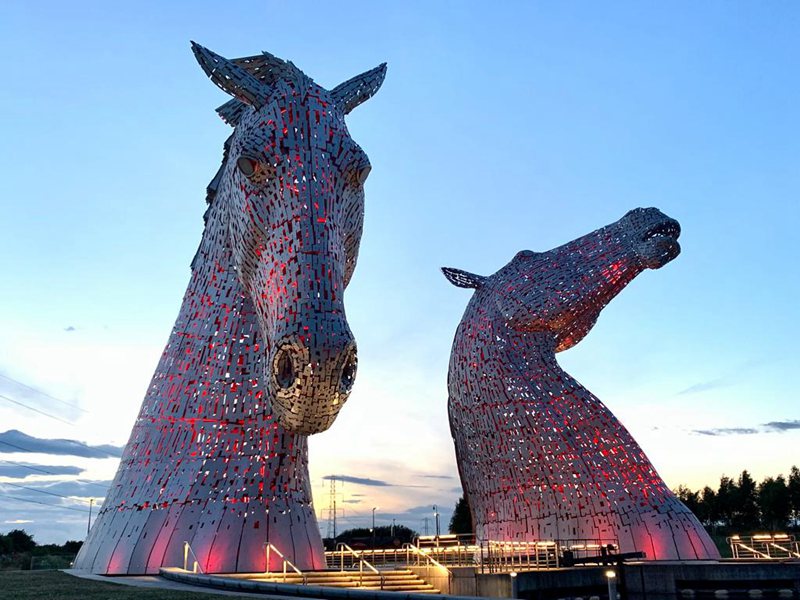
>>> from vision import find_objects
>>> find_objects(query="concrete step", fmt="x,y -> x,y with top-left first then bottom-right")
254,568 -> 440,594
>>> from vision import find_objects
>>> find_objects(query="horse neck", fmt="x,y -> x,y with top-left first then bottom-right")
450,298 -> 673,522
129,200 -> 311,499
454,297 -> 563,379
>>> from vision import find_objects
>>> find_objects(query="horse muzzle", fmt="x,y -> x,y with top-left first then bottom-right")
268,331 -> 358,435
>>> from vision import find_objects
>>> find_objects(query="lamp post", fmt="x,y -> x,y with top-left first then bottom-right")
87,498 -> 94,535
433,505 -> 440,541
605,569 -> 617,600
371,507 -> 378,550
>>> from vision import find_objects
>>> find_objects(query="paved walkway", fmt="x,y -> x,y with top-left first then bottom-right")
64,569 -> 327,599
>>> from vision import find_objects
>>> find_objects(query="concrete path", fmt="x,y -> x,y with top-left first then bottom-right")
64,569 -> 327,599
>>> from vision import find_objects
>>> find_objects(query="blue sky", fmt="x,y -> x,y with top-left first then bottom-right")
0,1 -> 798,544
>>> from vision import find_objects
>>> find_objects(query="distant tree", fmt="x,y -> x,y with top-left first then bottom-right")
700,486 -> 719,527
62,540 -> 83,554
675,485 -> 701,516
789,465 -> 800,527
6,529 -> 35,553
449,496 -> 473,534
335,525 -> 416,548
717,475 -> 737,527
732,470 -> 760,531
758,475 -> 790,530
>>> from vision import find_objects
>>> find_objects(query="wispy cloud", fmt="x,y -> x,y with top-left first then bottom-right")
419,474 -> 455,480
0,429 -> 123,458
323,474 -> 392,487
0,372 -> 86,421
763,420 -> 800,432
0,479 -> 110,500
4,519 -> 33,524
679,379 -> 734,395
63,326 -> 76,332
0,463 -> 83,479
322,474 -> 430,489
678,359 -> 771,396
694,427 -> 759,436
692,418 -> 800,436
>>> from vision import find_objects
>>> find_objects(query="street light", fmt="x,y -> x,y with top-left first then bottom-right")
433,505 -> 440,541
371,507 -> 378,549
605,569 -> 617,600
87,498 -> 94,535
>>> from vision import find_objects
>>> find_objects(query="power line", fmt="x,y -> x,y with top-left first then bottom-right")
0,493 -> 88,514
0,459 -> 57,476
0,459 -> 112,493
0,437 -> 113,461
0,480 -> 93,504
0,373 -> 88,414
0,393 -> 74,426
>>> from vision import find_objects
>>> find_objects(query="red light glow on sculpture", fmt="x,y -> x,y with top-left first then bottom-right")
444,208 -> 720,560
72,43 -> 386,574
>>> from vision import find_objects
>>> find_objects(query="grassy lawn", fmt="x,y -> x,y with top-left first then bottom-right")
2,570 -> 255,600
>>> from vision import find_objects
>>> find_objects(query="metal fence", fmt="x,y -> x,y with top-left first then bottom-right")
325,537 -> 620,573
728,534 -> 800,560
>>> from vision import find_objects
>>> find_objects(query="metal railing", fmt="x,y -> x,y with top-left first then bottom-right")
729,534 -> 800,560
322,537 -> 620,574
480,540 -> 558,572
403,542 -> 453,574
265,542 -> 307,583
182,541 -> 204,573
331,543 -> 384,588
415,534 -> 475,548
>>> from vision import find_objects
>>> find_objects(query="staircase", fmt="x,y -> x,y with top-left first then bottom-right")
254,569 -> 440,593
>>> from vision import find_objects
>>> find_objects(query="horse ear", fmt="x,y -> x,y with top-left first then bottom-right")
442,267 -> 487,289
215,99 -> 248,126
331,63 -> 387,114
191,42 -> 271,108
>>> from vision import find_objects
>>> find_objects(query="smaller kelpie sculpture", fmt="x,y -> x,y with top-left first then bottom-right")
443,208 -> 720,560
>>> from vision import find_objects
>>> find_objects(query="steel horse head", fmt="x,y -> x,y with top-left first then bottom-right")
193,43 -> 385,434
73,44 -> 385,575
444,208 -> 720,560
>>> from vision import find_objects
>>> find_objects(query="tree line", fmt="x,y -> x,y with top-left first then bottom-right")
0,529 -> 82,570
675,466 -> 800,532
448,466 -> 800,536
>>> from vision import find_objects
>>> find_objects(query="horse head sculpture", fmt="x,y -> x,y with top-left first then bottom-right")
446,207 -> 681,352
73,45 -> 385,575
444,208 -> 720,560
193,43 -> 385,434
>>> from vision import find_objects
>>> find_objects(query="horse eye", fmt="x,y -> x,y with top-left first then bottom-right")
356,164 -> 371,185
237,156 -> 261,178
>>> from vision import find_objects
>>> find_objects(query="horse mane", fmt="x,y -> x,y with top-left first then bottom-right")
205,134 -> 233,205
215,52 -> 314,126
207,52 -> 316,205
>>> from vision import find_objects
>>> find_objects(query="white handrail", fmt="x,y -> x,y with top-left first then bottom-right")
265,542 -> 307,584
769,542 -> 800,559
182,541 -> 204,573
734,542 -> 771,559
403,542 -> 452,575
335,543 -> 383,588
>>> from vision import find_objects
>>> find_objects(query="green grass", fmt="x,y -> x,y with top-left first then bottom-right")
2,570 -> 256,600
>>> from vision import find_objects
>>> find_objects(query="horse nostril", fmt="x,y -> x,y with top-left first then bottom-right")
339,349 -> 357,394
274,347 -> 296,390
